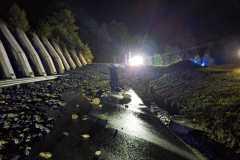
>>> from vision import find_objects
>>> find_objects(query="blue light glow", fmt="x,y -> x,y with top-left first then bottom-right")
191,56 -> 208,67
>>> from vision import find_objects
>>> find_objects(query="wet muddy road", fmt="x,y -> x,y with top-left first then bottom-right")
30,89 -> 204,160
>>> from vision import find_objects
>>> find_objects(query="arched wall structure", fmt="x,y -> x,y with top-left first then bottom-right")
0,21 -> 34,77
62,47 -> 77,69
31,33 -> 57,75
52,41 -> 71,71
78,51 -> 88,65
15,28 -> 46,76
0,39 -> 16,79
41,37 -> 65,74
0,21 -> 88,80
70,49 -> 82,67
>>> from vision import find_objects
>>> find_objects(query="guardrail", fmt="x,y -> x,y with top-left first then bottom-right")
0,75 -> 60,88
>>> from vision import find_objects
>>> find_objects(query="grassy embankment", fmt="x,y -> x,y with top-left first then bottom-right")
119,62 -> 240,153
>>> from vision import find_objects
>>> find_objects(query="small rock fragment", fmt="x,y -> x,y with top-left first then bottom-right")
91,98 -> 101,105
81,134 -> 90,139
39,152 -> 52,159
7,113 -> 18,118
95,150 -> 101,156
62,132 -> 69,136
82,117 -> 88,121
72,114 -> 79,120
3,122 -> 10,129
0,140 -> 7,149
58,101 -> 66,107
34,115 -> 42,122
24,146 -> 31,156
13,138 -> 19,144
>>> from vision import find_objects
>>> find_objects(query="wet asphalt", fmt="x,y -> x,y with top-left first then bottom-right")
29,88 -> 204,160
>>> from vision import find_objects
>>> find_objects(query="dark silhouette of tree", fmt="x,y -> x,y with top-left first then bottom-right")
107,21 -> 131,61
88,21 -> 132,62
37,22 -> 53,38
161,46 -> 182,65
42,8 -> 82,49
8,3 -> 30,32
37,7 -> 94,61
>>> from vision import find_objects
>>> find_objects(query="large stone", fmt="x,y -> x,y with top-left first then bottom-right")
0,39 -> 16,79
15,29 -> 46,76
31,33 -> 57,75
0,21 -> 34,77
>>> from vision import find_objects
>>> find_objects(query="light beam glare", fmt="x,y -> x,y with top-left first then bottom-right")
129,55 -> 144,66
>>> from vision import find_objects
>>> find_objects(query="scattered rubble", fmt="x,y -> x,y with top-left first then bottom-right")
0,64 -> 111,159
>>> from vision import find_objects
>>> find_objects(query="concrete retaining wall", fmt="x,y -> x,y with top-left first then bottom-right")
0,39 -> 16,79
41,37 -> 65,74
62,47 -> 76,69
78,52 -> 88,65
52,41 -> 70,71
70,49 -> 82,67
0,21 -> 34,77
31,33 -> 57,75
0,21 -> 87,79
16,29 -> 46,76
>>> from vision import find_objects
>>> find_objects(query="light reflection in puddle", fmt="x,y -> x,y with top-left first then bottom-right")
107,111 -> 198,160
95,89 -> 200,160
124,89 -> 146,113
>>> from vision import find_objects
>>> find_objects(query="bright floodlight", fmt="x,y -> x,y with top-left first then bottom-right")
238,49 -> 240,58
129,55 -> 144,66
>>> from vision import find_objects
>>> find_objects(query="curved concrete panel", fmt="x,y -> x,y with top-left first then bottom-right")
52,41 -> 70,71
31,33 -> 57,75
16,29 -> 46,76
0,40 -> 16,79
78,52 -> 88,65
70,49 -> 82,67
0,21 -> 34,77
41,37 -> 65,74
62,47 -> 76,69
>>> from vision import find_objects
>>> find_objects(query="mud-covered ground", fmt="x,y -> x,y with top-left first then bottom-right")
2,62 -> 240,159
0,64 -> 202,160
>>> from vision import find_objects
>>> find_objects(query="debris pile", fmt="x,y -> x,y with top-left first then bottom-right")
0,64 -> 111,159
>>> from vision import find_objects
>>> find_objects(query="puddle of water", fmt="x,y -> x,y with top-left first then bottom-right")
94,89 -> 201,160
123,89 -> 146,113
107,111 -> 198,160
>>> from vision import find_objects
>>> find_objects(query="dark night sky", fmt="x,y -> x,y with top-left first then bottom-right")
71,0 -> 240,35
1,0 -> 240,45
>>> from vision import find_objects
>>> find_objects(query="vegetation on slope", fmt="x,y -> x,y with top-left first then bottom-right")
153,67 -> 240,153
6,3 -> 94,63
8,3 -> 30,32
119,61 -> 240,153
